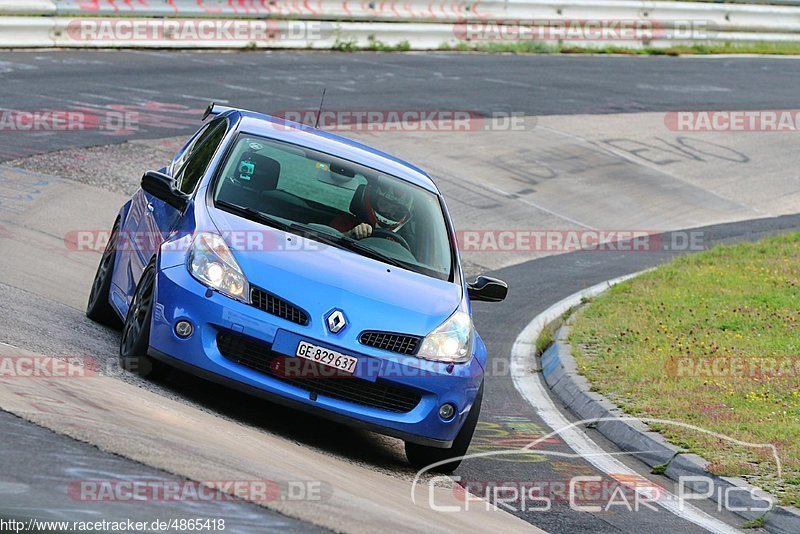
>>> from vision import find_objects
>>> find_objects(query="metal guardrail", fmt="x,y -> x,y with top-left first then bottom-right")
0,0 -> 799,49
690,0 -> 800,4
3,19 -> 799,50
0,0 -> 798,26
0,1 -> 55,15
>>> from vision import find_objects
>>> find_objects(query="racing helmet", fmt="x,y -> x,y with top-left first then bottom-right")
364,178 -> 414,231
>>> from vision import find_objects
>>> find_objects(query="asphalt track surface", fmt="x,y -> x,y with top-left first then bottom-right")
1,50 -> 799,533
2,51 -> 800,160
0,410 -> 319,532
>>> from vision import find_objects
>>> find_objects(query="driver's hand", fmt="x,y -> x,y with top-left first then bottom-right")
350,223 -> 373,240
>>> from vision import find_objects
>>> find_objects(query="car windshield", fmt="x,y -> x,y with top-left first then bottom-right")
212,134 -> 453,281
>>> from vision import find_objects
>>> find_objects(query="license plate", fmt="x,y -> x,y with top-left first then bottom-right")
295,341 -> 357,374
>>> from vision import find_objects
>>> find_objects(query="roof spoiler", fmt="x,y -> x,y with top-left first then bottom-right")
202,102 -> 236,121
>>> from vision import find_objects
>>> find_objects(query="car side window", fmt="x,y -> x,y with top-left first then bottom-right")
170,123 -> 210,175
175,119 -> 227,195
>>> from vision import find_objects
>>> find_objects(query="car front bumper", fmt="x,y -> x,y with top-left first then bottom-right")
148,263 -> 484,447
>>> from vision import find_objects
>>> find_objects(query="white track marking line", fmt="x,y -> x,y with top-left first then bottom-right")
77,93 -> 120,102
179,94 -> 230,104
109,85 -> 161,95
223,84 -> 274,96
483,183 -> 598,230
485,78 -> 541,89
510,273 -> 742,534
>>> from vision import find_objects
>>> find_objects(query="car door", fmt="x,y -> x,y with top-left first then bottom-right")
128,117 -> 229,292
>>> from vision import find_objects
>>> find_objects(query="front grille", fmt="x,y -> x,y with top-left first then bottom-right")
217,332 -> 422,413
360,331 -> 422,355
250,287 -> 308,326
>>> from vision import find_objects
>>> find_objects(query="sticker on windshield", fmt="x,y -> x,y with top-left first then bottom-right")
239,160 -> 255,181
248,142 -> 263,151
315,162 -> 330,171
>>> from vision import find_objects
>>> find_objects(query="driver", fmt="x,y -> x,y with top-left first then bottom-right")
330,179 -> 414,241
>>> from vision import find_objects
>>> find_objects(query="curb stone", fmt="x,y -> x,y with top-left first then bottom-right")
540,311 -> 800,533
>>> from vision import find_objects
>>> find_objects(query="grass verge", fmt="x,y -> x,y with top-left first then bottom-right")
536,322 -> 557,356
569,232 -> 800,506
535,307 -> 576,357
436,41 -> 800,56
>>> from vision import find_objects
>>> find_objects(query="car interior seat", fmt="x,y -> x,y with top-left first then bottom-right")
349,183 -> 368,220
218,152 -> 280,209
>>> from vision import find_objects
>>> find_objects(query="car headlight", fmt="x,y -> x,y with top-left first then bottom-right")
417,310 -> 473,363
187,232 -> 249,302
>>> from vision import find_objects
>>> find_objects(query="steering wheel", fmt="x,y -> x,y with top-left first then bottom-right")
369,227 -> 412,251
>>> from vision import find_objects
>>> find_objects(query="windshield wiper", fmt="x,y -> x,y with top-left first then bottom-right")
215,199 -> 408,269
216,200 -> 341,248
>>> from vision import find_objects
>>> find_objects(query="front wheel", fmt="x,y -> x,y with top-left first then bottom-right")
86,218 -> 122,328
119,261 -> 168,380
405,382 -> 484,473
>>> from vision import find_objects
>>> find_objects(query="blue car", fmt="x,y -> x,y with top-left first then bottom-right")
86,104 -> 507,471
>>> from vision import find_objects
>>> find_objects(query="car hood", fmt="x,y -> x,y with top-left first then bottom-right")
207,207 -> 462,338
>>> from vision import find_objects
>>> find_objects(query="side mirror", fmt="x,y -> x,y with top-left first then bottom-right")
141,170 -> 189,211
467,276 -> 508,303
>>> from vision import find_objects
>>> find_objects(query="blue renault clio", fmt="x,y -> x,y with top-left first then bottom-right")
86,104 -> 507,471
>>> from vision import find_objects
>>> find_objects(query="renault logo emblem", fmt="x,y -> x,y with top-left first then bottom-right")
326,309 -> 347,334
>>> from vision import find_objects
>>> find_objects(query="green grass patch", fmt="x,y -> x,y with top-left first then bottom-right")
332,37 -> 359,52
742,517 -> 766,529
328,39 -> 800,56
435,41 -> 800,56
569,232 -> 800,507
535,307 -> 578,356
366,38 -> 411,52
651,463 -> 668,475
332,37 -> 411,52
536,322 -> 557,356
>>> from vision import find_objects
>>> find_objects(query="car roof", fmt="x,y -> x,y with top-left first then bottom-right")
225,110 -> 440,194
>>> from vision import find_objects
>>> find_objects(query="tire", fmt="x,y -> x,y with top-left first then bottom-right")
119,261 -> 168,380
405,381 -> 484,473
86,219 -> 122,328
